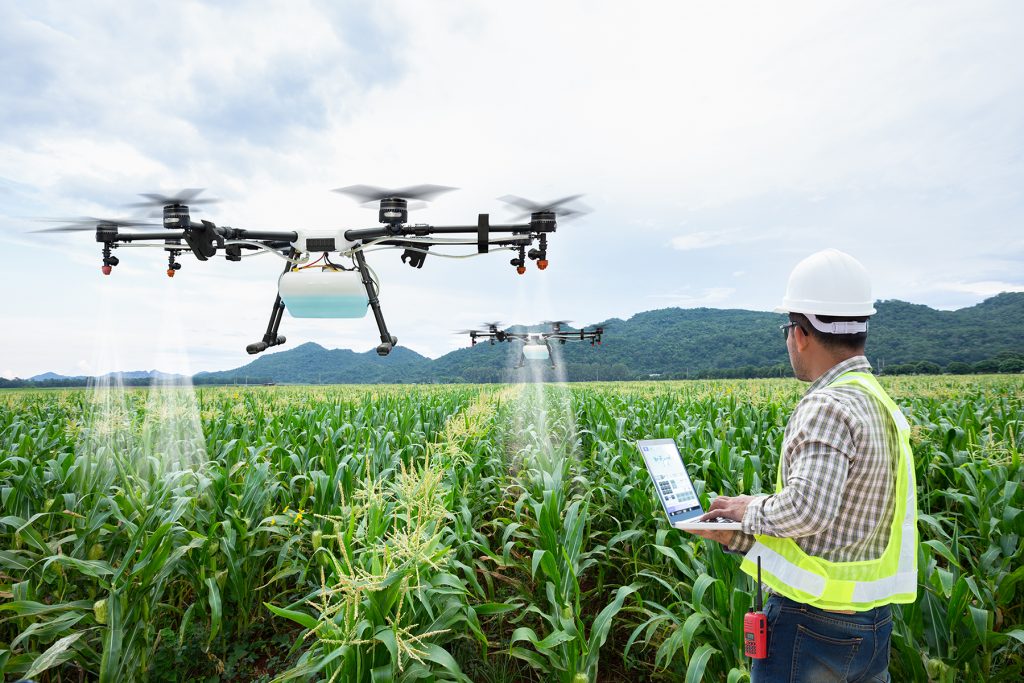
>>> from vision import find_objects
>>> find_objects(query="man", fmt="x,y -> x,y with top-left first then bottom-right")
691,248 -> 917,682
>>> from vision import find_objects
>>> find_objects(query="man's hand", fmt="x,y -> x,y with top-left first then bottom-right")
689,528 -> 735,546
678,495 -> 757,548
701,494 -> 755,523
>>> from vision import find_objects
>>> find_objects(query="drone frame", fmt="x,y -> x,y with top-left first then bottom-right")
461,321 -> 604,369
82,191 -> 569,356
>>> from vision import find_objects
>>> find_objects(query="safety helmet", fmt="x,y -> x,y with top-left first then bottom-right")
775,248 -> 876,317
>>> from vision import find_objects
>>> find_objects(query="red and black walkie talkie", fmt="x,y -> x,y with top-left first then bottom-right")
744,556 -> 768,659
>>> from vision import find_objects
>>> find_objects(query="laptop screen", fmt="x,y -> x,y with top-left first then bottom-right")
637,439 -> 704,524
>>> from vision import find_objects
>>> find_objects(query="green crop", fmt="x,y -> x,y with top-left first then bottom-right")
1,376 -> 1021,681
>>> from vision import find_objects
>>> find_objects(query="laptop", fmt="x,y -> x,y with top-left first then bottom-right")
637,438 -> 742,530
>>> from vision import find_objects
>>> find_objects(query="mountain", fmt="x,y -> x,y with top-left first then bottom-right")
104,370 -> 188,380
24,370 -> 186,382
9,294 -> 1023,388
29,372 -> 86,381
194,343 -> 431,384
193,293 -> 1024,383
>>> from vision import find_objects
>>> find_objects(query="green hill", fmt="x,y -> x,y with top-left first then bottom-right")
194,343 -> 431,384
193,293 -> 1024,384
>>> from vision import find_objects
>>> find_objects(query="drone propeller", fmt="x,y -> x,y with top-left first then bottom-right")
31,216 -> 159,233
126,188 -> 220,209
333,184 -> 458,204
498,194 -> 590,221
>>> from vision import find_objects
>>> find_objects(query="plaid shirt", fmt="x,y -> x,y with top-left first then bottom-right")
729,356 -> 898,563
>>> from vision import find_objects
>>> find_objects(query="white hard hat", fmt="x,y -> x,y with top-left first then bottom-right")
775,248 -> 876,317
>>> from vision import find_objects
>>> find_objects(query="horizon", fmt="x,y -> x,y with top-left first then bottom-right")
9,291 -> 1019,379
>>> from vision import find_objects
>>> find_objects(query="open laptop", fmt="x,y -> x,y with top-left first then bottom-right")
637,438 -> 741,530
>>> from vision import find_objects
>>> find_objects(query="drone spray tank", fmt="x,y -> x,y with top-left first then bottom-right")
522,340 -> 551,361
277,268 -> 368,318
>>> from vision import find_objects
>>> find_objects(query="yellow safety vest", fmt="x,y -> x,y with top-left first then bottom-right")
739,371 -> 918,611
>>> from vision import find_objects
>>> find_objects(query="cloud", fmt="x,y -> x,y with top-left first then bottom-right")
648,287 -> 737,307
670,229 -> 769,252
933,280 -> 1024,297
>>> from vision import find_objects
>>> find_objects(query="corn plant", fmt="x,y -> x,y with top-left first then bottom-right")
1,376 -> 1022,681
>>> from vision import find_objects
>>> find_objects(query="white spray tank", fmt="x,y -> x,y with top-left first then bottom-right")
522,343 -> 550,361
278,268 -> 368,318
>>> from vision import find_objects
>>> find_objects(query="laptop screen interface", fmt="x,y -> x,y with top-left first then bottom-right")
639,440 -> 702,522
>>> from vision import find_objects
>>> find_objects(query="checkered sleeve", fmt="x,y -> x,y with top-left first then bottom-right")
727,528 -> 757,554
742,392 -> 857,539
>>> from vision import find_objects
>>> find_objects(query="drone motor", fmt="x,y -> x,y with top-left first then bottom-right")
379,197 -> 407,227
164,203 -> 190,230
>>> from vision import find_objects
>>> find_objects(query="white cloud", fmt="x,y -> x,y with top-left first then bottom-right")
670,229 -> 768,251
648,287 -> 737,307
934,281 -> 1024,297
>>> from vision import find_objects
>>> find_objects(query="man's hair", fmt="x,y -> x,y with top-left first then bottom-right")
789,312 -> 868,353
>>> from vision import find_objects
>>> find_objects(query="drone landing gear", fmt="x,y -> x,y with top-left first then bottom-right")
246,249 -> 397,357
247,249 -> 293,355
354,250 -> 397,356
247,294 -> 287,355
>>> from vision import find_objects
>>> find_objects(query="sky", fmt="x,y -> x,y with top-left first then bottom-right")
1,0 -> 1022,378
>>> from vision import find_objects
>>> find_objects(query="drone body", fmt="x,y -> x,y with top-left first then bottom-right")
457,320 -> 604,369
37,187 -> 589,357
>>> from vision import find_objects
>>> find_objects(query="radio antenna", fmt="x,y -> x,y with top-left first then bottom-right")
756,556 -> 763,611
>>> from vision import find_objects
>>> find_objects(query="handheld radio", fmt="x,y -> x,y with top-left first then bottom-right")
743,556 -> 768,659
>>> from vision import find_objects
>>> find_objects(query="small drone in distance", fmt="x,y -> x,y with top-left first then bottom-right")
456,320 -> 604,368
33,186 -> 589,357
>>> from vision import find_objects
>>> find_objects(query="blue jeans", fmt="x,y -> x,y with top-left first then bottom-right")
752,595 -> 893,682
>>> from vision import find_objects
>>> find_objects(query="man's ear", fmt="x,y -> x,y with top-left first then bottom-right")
794,325 -> 812,353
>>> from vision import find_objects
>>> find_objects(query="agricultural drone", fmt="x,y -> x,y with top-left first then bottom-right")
35,186 -> 588,357
456,320 -> 604,368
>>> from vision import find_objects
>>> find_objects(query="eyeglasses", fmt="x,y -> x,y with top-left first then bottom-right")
780,322 -> 801,340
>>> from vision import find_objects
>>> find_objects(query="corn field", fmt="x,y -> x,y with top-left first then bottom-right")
1,376 -> 1022,682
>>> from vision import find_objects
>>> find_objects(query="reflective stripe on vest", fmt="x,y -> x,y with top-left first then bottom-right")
739,371 -> 918,611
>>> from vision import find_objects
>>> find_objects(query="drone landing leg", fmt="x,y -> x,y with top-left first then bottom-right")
246,249 -> 294,355
354,250 -> 397,356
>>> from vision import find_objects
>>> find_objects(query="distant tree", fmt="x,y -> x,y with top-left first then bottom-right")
998,358 -> 1024,373
605,363 -> 632,381
973,359 -> 1001,373
945,361 -> 973,374
462,368 -> 499,383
